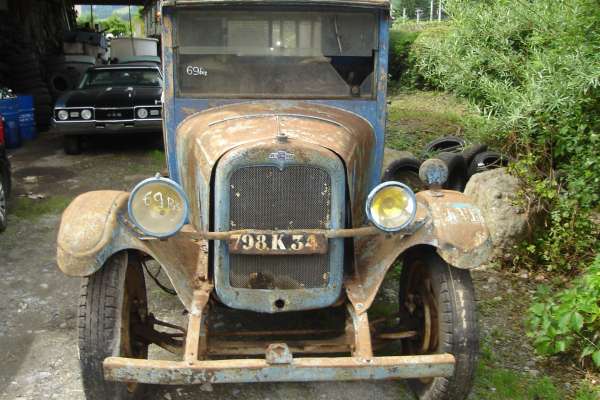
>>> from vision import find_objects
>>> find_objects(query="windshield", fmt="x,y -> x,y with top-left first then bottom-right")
79,68 -> 162,88
176,9 -> 378,99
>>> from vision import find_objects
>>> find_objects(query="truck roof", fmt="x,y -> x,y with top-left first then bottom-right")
162,0 -> 390,10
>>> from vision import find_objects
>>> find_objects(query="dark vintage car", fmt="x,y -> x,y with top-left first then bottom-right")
0,114 -> 11,232
53,63 -> 163,154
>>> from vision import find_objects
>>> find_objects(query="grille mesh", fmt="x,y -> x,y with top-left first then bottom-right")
229,165 -> 331,289
95,108 -> 134,121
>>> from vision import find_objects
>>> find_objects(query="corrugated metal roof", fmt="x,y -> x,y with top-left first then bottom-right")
162,0 -> 390,9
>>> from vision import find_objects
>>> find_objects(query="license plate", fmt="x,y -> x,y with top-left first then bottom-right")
228,233 -> 328,255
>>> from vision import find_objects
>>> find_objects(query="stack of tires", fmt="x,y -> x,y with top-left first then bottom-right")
0,61 -> 9,89
46,55 -> 94,100
383,136 -> 508,192
8,48 -> 53,131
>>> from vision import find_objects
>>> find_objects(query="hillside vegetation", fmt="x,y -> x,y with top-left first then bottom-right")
389,0 -> 600,372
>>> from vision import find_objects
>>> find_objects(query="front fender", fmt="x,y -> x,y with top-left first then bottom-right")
56,190 -> 202,310
345,190 -> 492,313
57,190 -> 129,276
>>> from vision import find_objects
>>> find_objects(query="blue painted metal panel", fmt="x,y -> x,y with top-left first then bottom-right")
162,9 -> 390,195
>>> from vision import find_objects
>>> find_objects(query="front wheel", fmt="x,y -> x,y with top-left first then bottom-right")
399,249 -> 478,400
78,252 -> 149,400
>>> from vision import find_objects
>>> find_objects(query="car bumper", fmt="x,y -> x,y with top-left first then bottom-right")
53,119 -> 162,135
103,354 -> 455,385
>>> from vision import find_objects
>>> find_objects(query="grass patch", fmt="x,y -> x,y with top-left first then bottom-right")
473,361 -> 563,400
10,195 -> 72,220
124,149 -> 166,175
574,383 -> 600,400
385,90 -> 497,156
149,149 -> 166,168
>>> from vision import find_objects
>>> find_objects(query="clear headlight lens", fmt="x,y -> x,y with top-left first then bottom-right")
128,176 -> 189,238
81,109 -> 92,120
57,110 -> 69,121
366,182 -> 417,232
137,108 -> 149,119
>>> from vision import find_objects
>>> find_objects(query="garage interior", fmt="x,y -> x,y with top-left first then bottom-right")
0,0 -> 149,135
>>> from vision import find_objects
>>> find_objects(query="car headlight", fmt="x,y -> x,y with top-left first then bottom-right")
81,109 -> 92,120
366,181 -> 417,232
57,110 -> 69,121
137,108 -> 149,119
128,176 -> 189,238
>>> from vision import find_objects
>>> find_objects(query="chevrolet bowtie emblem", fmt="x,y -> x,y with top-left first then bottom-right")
269,150 -> 294,161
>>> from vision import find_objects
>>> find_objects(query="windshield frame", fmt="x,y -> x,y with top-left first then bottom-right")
172,5 -> 380,100
78,67 -> 163,89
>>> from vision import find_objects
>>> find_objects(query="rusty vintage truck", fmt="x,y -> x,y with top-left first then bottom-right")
56,1 -> 492,399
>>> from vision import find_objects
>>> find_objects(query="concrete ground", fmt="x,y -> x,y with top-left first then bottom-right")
0,132 -> 411,400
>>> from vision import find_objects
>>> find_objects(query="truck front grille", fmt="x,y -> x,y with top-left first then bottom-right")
228,165 -> 331,289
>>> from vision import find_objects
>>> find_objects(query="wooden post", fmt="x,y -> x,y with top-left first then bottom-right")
438,0 -> 443,21
403,7 -> 407,21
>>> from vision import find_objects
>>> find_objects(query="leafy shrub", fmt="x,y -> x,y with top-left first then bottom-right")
388,30 -> 420,82
403,0 -> 600,369
527,256 -> 600,368
409,0 -> 600,273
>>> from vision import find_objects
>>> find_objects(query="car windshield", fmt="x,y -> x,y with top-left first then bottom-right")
79,68 -> 162,88
176,9 -> 378,99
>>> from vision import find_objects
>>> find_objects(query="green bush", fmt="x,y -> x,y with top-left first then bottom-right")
388,29 -> 420,82
410,0 -> 600,273
405,0 -> 600,369
527,256 -> 600,369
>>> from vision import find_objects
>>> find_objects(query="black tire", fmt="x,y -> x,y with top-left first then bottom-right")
399,249 -> 478,400
434,152 -> 468,191
467,151 -> 509,178
78,252 -> 149,400
49,72 -> 74,93
64,135 -> 82,155
0,174 -> 7,232
382,152 -> 426,192
460,144 -> 488,167
423,136 -> 466,156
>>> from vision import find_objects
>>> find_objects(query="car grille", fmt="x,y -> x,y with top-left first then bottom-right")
228,165 -> 331,290
95,108 -> 134,121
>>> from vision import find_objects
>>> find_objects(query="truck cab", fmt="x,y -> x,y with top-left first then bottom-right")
56,1 -> 492,399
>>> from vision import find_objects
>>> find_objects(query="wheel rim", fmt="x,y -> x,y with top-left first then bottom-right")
0,180 -> 6,225
401,264 -> 439,384
121,262 -> 149,393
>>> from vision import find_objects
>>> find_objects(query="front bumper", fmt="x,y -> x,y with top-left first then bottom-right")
104,354 -> 455,384
53,119 -> 161,135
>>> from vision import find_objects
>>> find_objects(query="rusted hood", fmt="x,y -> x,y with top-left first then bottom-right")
176,102 -> 376,229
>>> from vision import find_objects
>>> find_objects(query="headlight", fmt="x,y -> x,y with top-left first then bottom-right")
128,176 -> 189,238
57,110 -> 69,121
366,182 -> 417,232
81,109 -> 92,120
137,108 -> 149,119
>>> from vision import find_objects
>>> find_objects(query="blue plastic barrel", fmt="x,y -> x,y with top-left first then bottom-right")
2,110 -> 21,148
17,95 -> 37,141
0,97 -> 17,114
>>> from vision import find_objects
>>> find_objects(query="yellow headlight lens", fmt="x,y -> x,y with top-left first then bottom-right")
128,177 -> 189,237
367,182 -> 416,232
